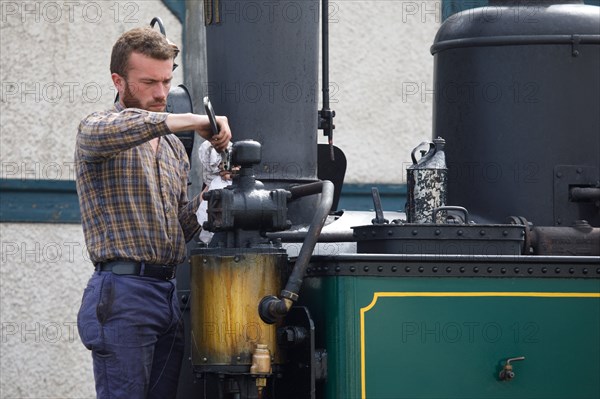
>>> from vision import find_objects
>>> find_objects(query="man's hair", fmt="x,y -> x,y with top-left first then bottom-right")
110,27 -> 178,77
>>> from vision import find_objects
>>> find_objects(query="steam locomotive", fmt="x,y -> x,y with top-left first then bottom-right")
164,0 -> 600,398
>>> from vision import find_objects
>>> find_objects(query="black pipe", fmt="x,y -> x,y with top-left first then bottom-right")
321,0 -> 329,112
267,230 -> 355,243
571,187 -> 600,202
529,222 -> 600,256
283,180 -> 334,296
259,181 -> 334,324
289,181 -> 328,200
319,0 -> 335,160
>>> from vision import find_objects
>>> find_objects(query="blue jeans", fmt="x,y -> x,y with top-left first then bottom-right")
77,272 -> 184,399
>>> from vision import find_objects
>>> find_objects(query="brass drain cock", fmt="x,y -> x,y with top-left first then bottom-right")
250,344 -> 272,397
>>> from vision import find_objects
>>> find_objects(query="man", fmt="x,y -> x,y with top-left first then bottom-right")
75,27 -> 231,398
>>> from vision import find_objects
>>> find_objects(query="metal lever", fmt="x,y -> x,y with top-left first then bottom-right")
371,187 -> 388,225
203,96 -> 231,171
499,356 -> 526,381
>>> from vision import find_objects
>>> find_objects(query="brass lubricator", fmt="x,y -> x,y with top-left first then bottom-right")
192,139 -> 334,396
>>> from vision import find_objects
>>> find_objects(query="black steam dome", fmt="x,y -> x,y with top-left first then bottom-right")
431,0 -> 600,226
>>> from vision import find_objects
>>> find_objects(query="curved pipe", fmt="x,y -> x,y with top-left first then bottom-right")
150,17 -> 166,35
259,180 -> 334,324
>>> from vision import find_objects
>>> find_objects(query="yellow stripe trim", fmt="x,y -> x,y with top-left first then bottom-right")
359,292 -> 600,399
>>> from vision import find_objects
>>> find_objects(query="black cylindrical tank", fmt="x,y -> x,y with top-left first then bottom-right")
205,0 -> 319,184
431,0 -> 600,226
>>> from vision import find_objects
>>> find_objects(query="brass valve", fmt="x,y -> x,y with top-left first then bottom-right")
250,344 -> 272,398
499,356 -> 526,381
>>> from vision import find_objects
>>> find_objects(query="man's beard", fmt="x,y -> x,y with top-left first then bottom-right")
121,81 -> 166,112
121,81 -> 143,109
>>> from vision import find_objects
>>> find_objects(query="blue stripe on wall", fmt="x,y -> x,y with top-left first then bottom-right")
0,179 -> 81,223
338,184 -> 407,212
0,179 -> 407,224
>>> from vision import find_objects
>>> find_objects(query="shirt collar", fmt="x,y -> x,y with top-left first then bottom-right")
113,101 -> 125,112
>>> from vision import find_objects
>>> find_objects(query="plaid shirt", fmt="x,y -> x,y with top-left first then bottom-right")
75,102 -> 201,266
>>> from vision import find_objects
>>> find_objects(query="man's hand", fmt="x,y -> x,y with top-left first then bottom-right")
196,115 -> 231,152
166,113 -> 232,152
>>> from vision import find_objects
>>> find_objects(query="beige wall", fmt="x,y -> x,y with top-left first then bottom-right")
1,1 -> 182,397
0,0 -> 183,180
322,1 -> 441,184
1,224 -> 95,397
0,1 -> 440,396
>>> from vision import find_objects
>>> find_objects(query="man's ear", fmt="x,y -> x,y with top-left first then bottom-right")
111,73 -> 125,93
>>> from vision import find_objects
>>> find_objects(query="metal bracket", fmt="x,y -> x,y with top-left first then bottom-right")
571,34 -> 581,57
278,306 -> 318,399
